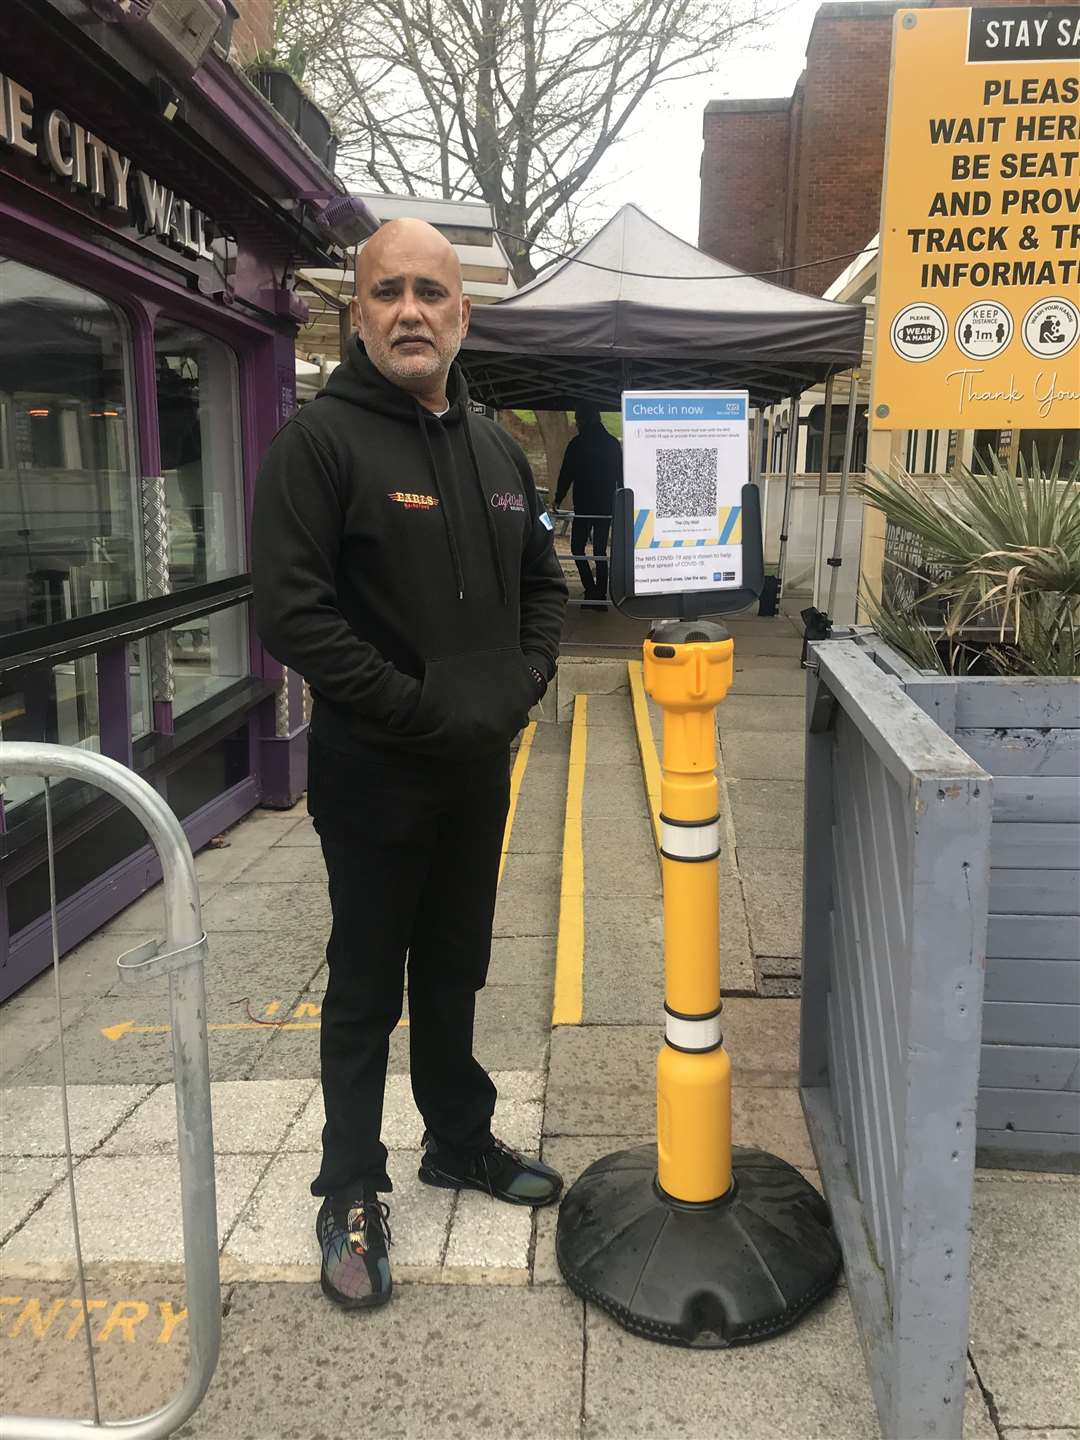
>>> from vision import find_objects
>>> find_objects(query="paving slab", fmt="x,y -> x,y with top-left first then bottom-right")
471,985 -> 553,1074
15,933 -> 130,999
730,662 -> 807,697
268,816 -> 320,847
722,998 -> 800,1085
581,691 -> 636,727
0,993 -> 91,1081
583,1293 -> 996,1440
176,1283 -> 583,1440
969,1178 -> 1080,1429
487,935 -> 557,988
286,1071 -> 543,1155
717,694 -> 806,733
738,848 -> 804,959
443,1188 -> 533,1280
582,897 -> 664,1026
1,1084 -> 151,1157
199,881 -> 330,934
0,1157 -> 65,1244
721,730 -> 805,781
9,997 -> 279,1086
504,791 -> 566,854
584,728 -> 640,767
101,1080 -> 316,1157
222,1148 -> 453,1279
718,867 -> 756,995
227,847 -> 328,883
583,764 -> 651,825
584,816 -> 660,891
0,1279 -> 191,1425
727,778 -> 805,850
115,928 -> 327,1002
1,1153 -> 264,1278
546,1025 -> 660,1136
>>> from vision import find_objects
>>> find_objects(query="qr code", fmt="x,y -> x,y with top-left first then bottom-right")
655,448 -> 718,519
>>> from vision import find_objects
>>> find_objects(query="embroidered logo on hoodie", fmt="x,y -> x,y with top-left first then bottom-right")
388,491 -> 439,510
491,491 -> 526,513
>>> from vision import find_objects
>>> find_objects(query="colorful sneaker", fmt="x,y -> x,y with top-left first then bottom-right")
316,1186 -> 393,1309
418,1133 -> 563,1207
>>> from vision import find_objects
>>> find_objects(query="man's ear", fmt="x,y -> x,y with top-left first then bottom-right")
459,294 -> 472,340
349,296 -> 362,337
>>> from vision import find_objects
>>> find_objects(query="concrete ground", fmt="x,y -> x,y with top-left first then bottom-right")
2,610 -> 1078,1440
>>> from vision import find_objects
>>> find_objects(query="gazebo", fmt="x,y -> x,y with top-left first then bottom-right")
458,204 -> 866,411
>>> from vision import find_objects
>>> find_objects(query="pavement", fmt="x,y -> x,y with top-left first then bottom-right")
2,606 -> 1078,1440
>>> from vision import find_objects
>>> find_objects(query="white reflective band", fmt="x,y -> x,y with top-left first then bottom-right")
661,818 -> 721,859
665,1012 -> 723,1050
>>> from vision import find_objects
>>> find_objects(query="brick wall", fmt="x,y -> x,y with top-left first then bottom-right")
698,101 -> 790,277
699,0 -> 1064,296
229,0 -> 273,64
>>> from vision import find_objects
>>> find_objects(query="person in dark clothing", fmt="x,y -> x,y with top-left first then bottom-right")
252,219 -> 567,1312
553,405 -> 622,611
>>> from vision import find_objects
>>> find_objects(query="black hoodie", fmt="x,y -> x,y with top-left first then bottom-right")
252,339 -> 567,757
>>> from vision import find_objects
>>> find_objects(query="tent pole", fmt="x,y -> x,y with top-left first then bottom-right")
750,408 -> 763,491
826,369 -> 861,619
817,375 -> 834,498
775,392 -> 800,598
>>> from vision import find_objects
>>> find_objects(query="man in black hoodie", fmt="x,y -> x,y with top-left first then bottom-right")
252,219 -> 567,1311
554,405 -> 623,611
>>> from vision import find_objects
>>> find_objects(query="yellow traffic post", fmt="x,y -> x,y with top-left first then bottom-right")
645,627 -> 734,1204
557,619 -> 841,1349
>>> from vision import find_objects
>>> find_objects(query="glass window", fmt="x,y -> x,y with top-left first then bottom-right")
171,602 -> 249,718
154,320 -> 244,591
0,658 -> 100,815
0,258 -> 139,638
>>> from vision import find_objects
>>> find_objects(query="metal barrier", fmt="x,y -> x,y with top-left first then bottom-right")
549,510 -> 613,607
0,743 -> 221,1440
800,641 -> 993,1439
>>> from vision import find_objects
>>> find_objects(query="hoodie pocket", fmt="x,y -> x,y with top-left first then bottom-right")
407,647 -> 535,751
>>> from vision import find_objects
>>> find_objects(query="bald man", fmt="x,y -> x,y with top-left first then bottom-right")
253,220 -> 567,1310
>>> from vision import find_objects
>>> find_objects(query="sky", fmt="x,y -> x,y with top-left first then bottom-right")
592,0 -> 826,244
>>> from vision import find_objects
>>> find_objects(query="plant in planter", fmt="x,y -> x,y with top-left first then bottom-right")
846,450 -> 1080,1170
857,450 -> 1080,677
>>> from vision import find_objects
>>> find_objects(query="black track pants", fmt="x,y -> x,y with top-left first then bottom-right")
307,734 -> 510,1196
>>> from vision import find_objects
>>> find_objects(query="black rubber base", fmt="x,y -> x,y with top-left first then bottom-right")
556,1144 -> 841,1348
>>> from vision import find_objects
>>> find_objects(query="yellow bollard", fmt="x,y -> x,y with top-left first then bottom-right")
644,631 -> 734,1203
556,617 -> 840,1349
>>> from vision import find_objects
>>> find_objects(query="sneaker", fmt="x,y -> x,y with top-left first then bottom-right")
316,1186 -> 393,1309
418,1133 -> 563,1207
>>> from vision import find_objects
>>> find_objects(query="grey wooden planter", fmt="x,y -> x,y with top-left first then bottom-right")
865,634 -> 1080,1171
800,635 -> 1077,1439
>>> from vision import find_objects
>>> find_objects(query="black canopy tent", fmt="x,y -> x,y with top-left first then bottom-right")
458,205 -> 867,412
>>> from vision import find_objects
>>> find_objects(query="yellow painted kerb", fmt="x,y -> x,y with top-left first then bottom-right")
552,693 -> 587,1025
499,720 -> 536,885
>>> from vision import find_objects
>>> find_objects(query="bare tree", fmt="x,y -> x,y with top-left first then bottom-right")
276,0 -> 775,471
277,0 -> 775,283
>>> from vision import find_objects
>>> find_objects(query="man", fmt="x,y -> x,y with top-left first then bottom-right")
252,219 -> 568,1311
553,405 -> 622,611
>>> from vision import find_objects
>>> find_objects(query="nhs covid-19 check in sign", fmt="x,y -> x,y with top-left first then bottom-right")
623,391 -> 749,595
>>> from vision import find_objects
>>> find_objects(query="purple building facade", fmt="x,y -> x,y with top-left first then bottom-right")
0,0 -> 331,998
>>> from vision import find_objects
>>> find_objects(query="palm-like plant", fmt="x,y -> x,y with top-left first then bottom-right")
857,451 -> 1080,676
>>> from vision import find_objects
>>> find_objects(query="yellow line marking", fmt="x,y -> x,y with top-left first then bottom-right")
101,1016 -> 408,1041
499,720 -> 536,885
628,660 -> 662,853
552,693 -> 587,1026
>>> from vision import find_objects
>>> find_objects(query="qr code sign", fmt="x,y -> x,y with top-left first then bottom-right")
655,448 -> 718,520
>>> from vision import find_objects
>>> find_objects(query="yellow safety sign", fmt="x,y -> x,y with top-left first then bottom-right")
872,6 -> 1080,430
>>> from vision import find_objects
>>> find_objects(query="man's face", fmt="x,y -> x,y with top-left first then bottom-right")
351,225 -> 471,394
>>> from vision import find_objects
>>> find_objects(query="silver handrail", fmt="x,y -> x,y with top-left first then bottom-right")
0,743 -> 220,1440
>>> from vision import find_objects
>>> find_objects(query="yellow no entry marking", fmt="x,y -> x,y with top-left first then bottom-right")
1,1295 -> 188,1344
552,693 -> 586,1026
628,660 -> 662,854
499,720 -> 536,885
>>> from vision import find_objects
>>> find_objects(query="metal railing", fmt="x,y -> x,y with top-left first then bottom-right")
0,743 -> 221,1440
